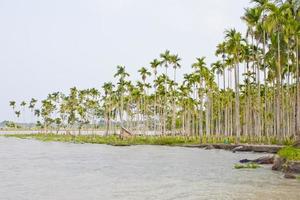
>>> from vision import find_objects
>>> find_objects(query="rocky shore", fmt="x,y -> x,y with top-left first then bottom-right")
237,141 -> 300,179
184,141 -> 300,179
183,144 -> 283,153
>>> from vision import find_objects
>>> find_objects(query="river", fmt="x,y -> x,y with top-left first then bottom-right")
0,137 -> 299,200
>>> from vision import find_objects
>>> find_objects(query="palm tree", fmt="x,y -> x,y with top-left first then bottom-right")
211,61 -> 224,135
170,54 -> 181,134
15,111 -> 21,122
20,101 -> 27,123
192,57 -> 210,138
150,58 -> 161,134
103,82 -> 114,135
225,29 -> 245,142
114,65 -> 130,129
138,67 -> 151,134
265,2 -> 290,138
29,98 -> 37,123
160,50 -> 171,77
9,101 -> 16,124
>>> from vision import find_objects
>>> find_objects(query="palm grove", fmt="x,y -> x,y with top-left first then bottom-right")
8,0 -> 300,142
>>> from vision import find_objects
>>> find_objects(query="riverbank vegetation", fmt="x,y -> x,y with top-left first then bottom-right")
3,133 -> 295,146
278,146 -> 300,161
8,0 -> 300,144
4,134 -> 199,146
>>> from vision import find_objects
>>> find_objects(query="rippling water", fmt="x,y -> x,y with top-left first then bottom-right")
0,137 -> 299,200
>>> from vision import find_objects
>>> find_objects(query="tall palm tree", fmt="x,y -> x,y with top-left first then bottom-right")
160,50 -> 171,77
192,57 -> 210,137
225,29 -> 245,142
265,2 -> 289,138
103,82 -> 114,135
211,61 -> 224,135
150,58 -> 161,134
114,65 -> 130,129
138,67 -> 151,133
170,54 -> 181,134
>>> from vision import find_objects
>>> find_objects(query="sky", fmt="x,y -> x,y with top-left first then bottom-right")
0,0 -> 249,122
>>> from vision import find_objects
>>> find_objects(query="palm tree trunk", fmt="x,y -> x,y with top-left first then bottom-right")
295,36 -> 300,138
276,32 -> 282,140
234,62 -> 240,142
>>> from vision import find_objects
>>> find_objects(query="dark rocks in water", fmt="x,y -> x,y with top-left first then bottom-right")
240,159 -> 252,163
272,156 -> 300,174
186,144 -> 283,153
272,156 -> 285,171
239,155 -> 274,164
253,156 -> 275,164
284,173 -> 296,179
272,156 -> 300,178
285,161 -> 300,174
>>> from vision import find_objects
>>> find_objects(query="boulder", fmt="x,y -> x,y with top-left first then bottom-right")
272,156 -> 285,171
284,173 -> 296,179
240,159 -> 252,163
232,146 -> 244,153
239,155 -> 274,164
252,155 -> 275,164
285,161 -> 300,174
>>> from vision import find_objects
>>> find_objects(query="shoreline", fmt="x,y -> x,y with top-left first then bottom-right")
2,133 -> 285,153
182,144 -> 283,153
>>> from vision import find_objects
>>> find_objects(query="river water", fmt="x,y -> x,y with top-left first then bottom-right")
0,137 -> 299,200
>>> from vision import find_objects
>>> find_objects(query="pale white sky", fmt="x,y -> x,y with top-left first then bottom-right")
0,0 -> 249,122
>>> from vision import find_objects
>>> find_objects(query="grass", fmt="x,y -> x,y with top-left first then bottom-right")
234,163 -> 261,169
2,133 -> 296,146
278,146 -> 300,161
3,133 -> 200,146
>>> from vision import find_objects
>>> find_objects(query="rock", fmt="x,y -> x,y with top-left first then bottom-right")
232,146 -> 244,153
253,155 -> 275,164
240,155 -> 274,164
284,173 -> 296,179
240,159 -> 252,163
204,145 -> 215,150
250,145 -> 282,153
285,161 -> 300,174
272,155 -> 285,171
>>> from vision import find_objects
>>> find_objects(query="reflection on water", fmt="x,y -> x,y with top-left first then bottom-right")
0,137 -> 299,200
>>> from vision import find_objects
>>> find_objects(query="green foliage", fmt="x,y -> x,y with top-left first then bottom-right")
4,134 -> 200,146
4,133 -> 294,146
5,121 -> 20,129
234,163 -> 260,169
278,147 -> 300,161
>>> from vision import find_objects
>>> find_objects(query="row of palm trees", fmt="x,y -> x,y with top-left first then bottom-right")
9,0 -> 300,142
